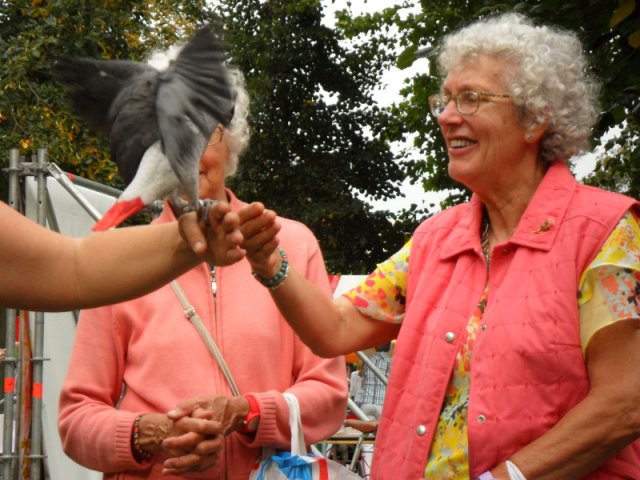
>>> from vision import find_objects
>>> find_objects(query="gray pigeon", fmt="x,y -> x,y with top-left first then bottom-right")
52,25 -> 233,231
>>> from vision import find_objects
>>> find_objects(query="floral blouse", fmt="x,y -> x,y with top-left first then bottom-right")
343,210 -> 640,478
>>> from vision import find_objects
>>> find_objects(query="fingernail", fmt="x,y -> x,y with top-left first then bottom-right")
193,242 -> 204,252
167,409 -> 176,416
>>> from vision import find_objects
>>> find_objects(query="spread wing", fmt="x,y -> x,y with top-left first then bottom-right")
155,25 -> 233,185
52,57 -> 154,135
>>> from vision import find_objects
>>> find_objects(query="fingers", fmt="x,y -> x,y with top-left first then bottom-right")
167,397 -> 205,420
178,201 -> 247,266
237,203 -> 281,268
170,416 -> 225,437
162,448 -> 222,476
178,211 -> 208,254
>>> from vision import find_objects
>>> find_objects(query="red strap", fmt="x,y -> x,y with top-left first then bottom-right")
239,394 -> 260,433
316,456 -> 329,480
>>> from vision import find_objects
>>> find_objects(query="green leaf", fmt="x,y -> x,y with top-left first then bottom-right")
396,45 -> 417,69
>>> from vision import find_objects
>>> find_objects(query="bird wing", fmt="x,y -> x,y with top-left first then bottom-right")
108,69 -> 162,185
52,57 -> 154,135
155,25 -> 233,187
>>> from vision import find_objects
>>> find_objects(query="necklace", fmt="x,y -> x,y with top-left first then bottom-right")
481,215 -> 491,264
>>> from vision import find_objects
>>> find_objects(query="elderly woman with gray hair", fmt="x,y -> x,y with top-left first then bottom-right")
57,67 -> 348,479
238,13 -> 640,480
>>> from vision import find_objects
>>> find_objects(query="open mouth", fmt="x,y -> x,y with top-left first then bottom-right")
450,138 -> 477,149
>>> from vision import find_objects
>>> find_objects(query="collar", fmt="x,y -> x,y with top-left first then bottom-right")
440,162 -> 577,260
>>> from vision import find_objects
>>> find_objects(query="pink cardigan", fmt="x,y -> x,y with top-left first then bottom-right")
58,191 -> 348,480
372,163 -> 640,479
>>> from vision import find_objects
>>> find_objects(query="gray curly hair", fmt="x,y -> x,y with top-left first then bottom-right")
437,13 -> 600,163
223,67 -> 251,177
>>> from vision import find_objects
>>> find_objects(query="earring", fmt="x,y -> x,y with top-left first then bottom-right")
527,134 -> 534,141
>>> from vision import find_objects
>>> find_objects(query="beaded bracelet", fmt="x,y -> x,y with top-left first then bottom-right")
132,414 -> 153,462
251,247 -> 289,290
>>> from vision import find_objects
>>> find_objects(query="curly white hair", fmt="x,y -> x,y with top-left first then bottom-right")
438,13 -> 600,163
223,67 -> 251,177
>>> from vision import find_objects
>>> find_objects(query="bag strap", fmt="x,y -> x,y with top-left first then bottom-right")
283,392 -> 307,456
170,280 -> 240,396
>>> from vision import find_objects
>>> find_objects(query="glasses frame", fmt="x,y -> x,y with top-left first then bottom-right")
428,90 -> 511,117
207,127 -> 224,147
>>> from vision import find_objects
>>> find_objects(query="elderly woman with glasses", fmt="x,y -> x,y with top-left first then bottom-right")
57,67 -> 348,479
238,12 -> 640,480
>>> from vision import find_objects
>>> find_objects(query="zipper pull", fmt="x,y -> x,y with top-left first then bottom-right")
210,265 -> 217,297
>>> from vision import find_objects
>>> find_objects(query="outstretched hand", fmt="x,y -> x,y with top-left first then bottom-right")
179,201 -> 245,266
237,202 -> 282,278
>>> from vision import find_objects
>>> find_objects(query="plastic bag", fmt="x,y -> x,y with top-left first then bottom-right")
249,393 -> 362,480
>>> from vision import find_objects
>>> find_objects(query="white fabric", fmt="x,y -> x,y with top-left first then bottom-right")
506,460 -> 527,480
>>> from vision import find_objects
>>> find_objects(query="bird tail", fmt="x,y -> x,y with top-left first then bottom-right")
92,197 -> 146,232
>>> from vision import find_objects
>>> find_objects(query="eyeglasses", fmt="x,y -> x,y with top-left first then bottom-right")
428,90 -> 511,117
207,127 -> 224,147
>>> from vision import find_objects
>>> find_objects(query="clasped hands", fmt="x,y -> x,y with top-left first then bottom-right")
138,395 -> 253,476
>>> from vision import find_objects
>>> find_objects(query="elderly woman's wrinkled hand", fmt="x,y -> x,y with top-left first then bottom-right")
165,395 -> 250,437
178,201 -> 245,266
237,202 -> 282,278
134,412 -> 224,474
158,404 -> 226,476
161,437 -> 225,476
161,395 -> 250,475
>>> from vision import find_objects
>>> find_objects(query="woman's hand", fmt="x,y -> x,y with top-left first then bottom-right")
135,413 -> 221,459
165,395 -> 251,437
137,411 -> 225,475
160,395 -> 253,475
179,201 -> 245,266
237,202 -> 282,277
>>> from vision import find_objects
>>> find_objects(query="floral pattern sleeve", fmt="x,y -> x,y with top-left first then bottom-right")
342,239 -> 411,324
578,210 -> 640,352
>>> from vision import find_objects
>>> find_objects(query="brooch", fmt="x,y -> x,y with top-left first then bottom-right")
533,218 -> 554,234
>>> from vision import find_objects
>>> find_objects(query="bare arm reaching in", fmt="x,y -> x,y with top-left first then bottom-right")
0,200 -> 244,311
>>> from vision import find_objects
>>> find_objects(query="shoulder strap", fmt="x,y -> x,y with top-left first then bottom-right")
170,280 -> 240,396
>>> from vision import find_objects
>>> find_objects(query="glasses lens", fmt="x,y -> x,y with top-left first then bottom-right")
457,91 -> 480,115
429,95 -> 445,117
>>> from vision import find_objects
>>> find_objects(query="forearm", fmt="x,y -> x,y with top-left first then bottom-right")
267,267 -> 346,356
272,273 -> 399,357
72,223 -> 199,308
59,401 -> 141,472
499,321 -> 640,479
493,392 -> 640,479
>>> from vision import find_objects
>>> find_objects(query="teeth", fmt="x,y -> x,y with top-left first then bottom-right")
451,139 -> 476,148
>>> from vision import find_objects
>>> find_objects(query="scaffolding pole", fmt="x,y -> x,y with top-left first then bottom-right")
2,150 -> 21,480
28,149 -> 49,480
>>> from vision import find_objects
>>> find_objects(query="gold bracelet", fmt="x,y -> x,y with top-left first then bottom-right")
132,414 -> 153,461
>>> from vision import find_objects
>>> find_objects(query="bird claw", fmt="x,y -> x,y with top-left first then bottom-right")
197,199 -> 218,227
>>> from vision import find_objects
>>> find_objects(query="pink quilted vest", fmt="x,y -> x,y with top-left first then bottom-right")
371,163 -> 640,479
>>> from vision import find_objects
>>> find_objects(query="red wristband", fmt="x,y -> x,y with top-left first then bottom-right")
240,394 -> 260,433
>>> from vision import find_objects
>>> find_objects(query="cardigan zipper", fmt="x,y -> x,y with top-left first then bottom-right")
210,265 -> 217,297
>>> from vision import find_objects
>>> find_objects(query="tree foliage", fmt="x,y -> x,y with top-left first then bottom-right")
0,0 -> 409,273
0,0 -> 215,194
336,0 -> 640,205
3,1 -> 638,274
216,0 -> 409,272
